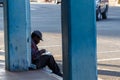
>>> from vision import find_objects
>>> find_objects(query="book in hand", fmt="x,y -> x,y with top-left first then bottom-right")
41,51 -> 52,55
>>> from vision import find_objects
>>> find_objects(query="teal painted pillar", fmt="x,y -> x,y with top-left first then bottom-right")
4,0 -> 31,71
62,0 -> 97,80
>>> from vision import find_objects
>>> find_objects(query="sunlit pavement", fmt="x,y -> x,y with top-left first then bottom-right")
0,32 -> 120,80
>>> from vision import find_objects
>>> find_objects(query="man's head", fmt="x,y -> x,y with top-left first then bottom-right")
31,30 -> 43,44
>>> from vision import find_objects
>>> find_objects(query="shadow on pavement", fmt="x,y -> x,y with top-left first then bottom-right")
98,70 -> 120,77
98,63 -> 120,68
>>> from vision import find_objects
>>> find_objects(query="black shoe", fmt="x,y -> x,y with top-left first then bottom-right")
56,72 -> 63,77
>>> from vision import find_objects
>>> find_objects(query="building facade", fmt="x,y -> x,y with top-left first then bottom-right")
109,0 -> 120,6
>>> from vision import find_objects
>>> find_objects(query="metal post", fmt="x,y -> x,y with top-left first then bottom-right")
4,0 -> 31,71
62,0 -> 97,80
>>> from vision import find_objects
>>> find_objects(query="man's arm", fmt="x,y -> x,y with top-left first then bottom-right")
32,48 -> 46,60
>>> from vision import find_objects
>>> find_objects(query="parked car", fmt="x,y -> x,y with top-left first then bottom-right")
0,0 -> 3,4
96,0 -> 109,20
56,0 -> 61,4
30,0 -> 37,2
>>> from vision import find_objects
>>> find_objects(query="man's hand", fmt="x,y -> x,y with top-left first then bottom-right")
39,49 -> 46,55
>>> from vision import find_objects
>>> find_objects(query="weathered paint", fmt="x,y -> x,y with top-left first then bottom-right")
62,0 -> 97,80
4,0 -> 31,71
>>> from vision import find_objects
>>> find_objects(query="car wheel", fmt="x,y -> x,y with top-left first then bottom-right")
0,4 -> 3,7
102,8 -> 108,19
102,11 -> 107,19
102,6 -> 108,19
96,8 -> 102,21
57,2 -> 61,4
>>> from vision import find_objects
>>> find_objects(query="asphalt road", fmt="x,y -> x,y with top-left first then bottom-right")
0,4 -> 61,32
31,3 -> 61,33
0,4 -> 120,80
97,6 -> 120,80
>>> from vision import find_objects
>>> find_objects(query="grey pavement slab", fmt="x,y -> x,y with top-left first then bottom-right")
0,51 -> 62,80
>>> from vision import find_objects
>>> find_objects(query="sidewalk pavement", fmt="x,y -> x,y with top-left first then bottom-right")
0,51 -> 62,80
0,51 -> 105,80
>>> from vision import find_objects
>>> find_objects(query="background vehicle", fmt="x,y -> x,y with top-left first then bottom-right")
0,0 -> 3,4
55,0 -> 61,4
96,0 -> 109,20
0,0 -> 3,6
30,0 -> 37,2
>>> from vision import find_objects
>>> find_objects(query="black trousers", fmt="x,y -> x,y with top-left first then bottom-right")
32,55 -> 62,76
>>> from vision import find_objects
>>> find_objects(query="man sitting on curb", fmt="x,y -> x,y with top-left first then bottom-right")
31,30 -> 63,77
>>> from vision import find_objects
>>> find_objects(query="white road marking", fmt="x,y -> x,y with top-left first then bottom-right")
98,78 -> 103,80
40,45 -> 61,48
98,58 -> 120,62
31,8 -> 37,10
98,67 -> 119,73
98,67 -> 112,71
1,47 -> 120,62
0,50 -> 4,52
98,50 -> 120,53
